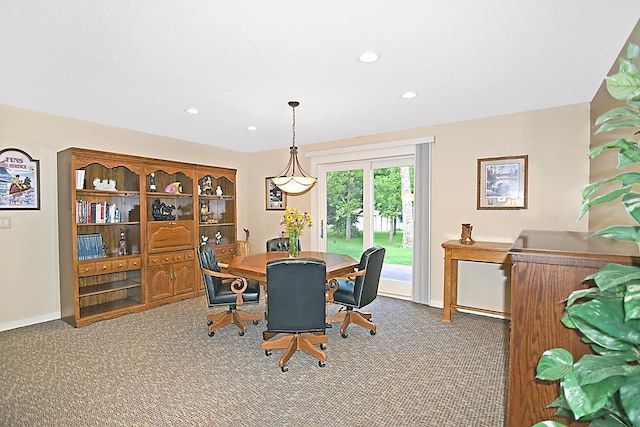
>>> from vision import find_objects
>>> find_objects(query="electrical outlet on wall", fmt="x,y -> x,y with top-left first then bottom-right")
0,217 -> 11,229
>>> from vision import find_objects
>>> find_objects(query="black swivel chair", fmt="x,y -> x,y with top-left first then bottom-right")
197,243 -> 262,336
265,237 -> 301,252
327,245 -> 386,338
261,258 -> 328,372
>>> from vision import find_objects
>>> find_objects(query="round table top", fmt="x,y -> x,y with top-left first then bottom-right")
228,251 -> 358,282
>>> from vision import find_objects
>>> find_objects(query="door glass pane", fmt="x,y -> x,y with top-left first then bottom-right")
325,169 -> 364,260
373,166 -> 414,282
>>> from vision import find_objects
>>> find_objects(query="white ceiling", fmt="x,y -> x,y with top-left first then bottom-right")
1,1 -> 639,153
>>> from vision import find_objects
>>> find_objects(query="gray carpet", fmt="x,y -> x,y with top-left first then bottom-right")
0,296 -> 509,426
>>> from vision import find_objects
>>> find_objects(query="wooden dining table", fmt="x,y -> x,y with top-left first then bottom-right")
228,251 -> 359,283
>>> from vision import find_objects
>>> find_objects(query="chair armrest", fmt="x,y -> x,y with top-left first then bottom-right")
326,269 -> 366,303
201,267 -> 249,305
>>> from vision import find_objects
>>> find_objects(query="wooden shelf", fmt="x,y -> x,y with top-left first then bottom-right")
80,299 -> 144,318
79,279 -> 142,297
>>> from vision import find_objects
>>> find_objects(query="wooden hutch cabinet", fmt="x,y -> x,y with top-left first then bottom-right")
507,230 -> 640,427
57,148 -> 237,327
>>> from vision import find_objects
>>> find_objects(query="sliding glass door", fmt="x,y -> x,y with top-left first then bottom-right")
318,157 -> 414,299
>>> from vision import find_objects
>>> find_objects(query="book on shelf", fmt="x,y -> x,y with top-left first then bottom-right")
75,169 -> 85,190
77,233 -> 104,261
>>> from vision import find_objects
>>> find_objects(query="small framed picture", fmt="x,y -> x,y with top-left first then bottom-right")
265,177 -> 287,210
0,148 -> 41,210
477,155 -> 528,210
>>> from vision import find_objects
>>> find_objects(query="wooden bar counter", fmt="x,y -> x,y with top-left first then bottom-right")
507,230 -> 640,427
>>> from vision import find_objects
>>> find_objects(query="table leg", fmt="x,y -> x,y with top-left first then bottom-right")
443,254 -> 452,322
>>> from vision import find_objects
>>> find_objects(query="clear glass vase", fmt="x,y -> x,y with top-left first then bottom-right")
289,232 -> 299,257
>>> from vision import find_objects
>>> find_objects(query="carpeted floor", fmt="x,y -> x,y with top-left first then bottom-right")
0,296 -> 509,426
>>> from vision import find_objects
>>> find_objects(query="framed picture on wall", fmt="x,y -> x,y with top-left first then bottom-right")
265,177 -> 287,210
0,148 -> 41,210
477,155 -> 528,210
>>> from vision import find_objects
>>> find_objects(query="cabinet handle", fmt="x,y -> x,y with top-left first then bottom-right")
118,263 -> 124,267
164,257 -> 170,261
84,268 -> 90,272
102,265 -> 108,270
169,221 -> 176,225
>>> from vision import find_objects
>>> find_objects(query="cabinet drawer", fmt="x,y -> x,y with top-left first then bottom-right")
147,220 -> 194,253
215,244 -> 236,264
128,257 -> 142,270
148,254 -> 174,265
173,250 -> 194,262
95,260 -> 113,274
112,259 -> 128,272
78,263 -> 97,277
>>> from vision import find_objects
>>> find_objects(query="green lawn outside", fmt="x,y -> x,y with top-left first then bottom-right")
326,231 -> 413,265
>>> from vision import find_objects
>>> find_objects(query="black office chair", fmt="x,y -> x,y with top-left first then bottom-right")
261,258 -> 328,372
265,237 -> 301,252
327,245 -> 386,338
197,243 -> 262,336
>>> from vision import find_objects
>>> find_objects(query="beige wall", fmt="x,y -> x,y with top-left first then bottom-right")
0,104 -> 248,329
0,102 -> 591,329
245,104 -> 592,311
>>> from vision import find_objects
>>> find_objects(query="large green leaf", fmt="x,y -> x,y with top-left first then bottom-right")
589,343 -> 638,362
606,72 -> 640,101
581,172 -> 640,201
587,263 -> 640,292
625,283 -> 640,321
566,287 -> 599,306
537,348 -> 574,380
569,298 -> 640,345
589,139 -> 637,158
574,354 -> 640,385
589,226 -> 640,245
563,371 -> 606,418
595,107 -> 640,126
620,374 -> 640,426
623,192 -> 640,224
579,189 -> 631,220
596,118 -> 640,133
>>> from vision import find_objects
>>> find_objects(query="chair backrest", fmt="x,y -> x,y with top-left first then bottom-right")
197,243 -> 222,303
353,246 -> 386,308
265,237 -> 301,252
266,258 -> 326,333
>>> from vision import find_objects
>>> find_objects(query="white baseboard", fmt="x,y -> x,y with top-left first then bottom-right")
0,311 -> 61,332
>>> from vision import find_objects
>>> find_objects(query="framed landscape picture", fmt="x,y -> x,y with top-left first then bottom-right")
0,148 -> 41,210
477,155 -> 528,210
265,177 -> 287,210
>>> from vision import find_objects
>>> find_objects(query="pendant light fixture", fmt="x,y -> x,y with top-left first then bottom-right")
271,101 -> 317,194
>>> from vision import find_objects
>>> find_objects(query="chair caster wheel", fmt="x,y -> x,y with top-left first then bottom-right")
207,321 -> 213,326
370,330 -> 376,335
208,331 -> 215,337
281,366 -> 289,373
341,333 -> 348,339
320,343 -> 327,350
318,361 -> 326,368
238,330 -> 245,336
252,320 -> 259,325
265,349 -> 272,356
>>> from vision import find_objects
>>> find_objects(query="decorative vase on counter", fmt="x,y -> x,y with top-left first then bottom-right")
289,232 -> 299,258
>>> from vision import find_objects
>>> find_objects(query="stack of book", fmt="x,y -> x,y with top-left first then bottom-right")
77,233 -> 105,260
76,200 -> 120,224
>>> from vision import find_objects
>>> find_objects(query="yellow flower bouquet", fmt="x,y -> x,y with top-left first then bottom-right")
280,206 -> 312,257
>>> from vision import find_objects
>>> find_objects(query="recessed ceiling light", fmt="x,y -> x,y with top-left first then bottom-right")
246,126 -> 258,131
359,51 -> 379,63
184,107 -> 200,114
401,91 -> 418,99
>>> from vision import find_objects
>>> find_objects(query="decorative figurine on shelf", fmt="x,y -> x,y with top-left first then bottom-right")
118,229 -> 128,256
199,175 -> 213,195
93,178 -> 116,191
215,231 -> 222,245
460,223 -> 474,244
151,198 -> 176,221
149,173 -> 157,192
200,235 -> 209,246
216,185 -> 223,197
164,182 -> 182,194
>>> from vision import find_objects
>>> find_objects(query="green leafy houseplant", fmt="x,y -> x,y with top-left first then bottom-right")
533,44 -> 640,427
